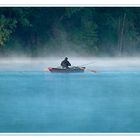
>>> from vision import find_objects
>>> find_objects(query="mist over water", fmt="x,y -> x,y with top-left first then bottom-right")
0,57 -> 140,72
1,57 -> 140,132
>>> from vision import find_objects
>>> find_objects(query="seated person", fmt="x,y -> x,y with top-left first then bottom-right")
61,57 -> 71,69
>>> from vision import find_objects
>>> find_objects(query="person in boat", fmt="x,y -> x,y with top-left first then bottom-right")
61,57 -> 71,69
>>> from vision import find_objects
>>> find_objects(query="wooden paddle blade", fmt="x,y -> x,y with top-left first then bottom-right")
86,69 -> 96,73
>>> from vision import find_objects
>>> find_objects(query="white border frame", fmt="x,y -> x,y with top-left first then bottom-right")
0,3 -> 140,138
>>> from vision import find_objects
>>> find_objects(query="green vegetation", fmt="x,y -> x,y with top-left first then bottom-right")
0,7 -> 140,56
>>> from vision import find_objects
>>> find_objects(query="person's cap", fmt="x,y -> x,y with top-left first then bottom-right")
65,57 -> 68,60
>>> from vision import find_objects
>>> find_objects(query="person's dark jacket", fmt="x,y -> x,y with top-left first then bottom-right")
61,58 -> 71,68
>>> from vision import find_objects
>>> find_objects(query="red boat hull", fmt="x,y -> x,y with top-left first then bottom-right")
48,67 -> 85,73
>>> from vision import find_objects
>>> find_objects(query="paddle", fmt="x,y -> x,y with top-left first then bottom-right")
80,67 -> 97,73
86,69 -> 97,73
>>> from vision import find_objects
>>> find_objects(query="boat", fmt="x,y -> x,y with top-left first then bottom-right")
48,66 -> 86,73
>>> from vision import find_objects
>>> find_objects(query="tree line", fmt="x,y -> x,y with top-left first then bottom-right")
0,7 -> 140,56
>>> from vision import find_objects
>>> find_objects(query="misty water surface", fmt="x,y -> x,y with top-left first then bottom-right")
0,57 -> 140,133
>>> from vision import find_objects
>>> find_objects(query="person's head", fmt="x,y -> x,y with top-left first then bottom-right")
65,57 -> 68,60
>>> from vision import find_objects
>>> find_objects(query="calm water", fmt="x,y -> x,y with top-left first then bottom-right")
0,58 -> 140,133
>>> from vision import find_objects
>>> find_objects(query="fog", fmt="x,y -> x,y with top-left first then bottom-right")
1,56 -> 140,132
0,57 -> 140,72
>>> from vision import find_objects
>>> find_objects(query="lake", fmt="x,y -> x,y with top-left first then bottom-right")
0,57 -> 140,133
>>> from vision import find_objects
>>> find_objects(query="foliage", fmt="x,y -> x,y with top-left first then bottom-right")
0,7 -> 140,56
0,15 -> 17,46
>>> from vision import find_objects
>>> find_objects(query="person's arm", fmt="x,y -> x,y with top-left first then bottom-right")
68,61 -> 71,66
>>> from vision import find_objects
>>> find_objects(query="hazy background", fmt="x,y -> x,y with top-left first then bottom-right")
0,7 -> 140,57
0,57 -> 140,72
